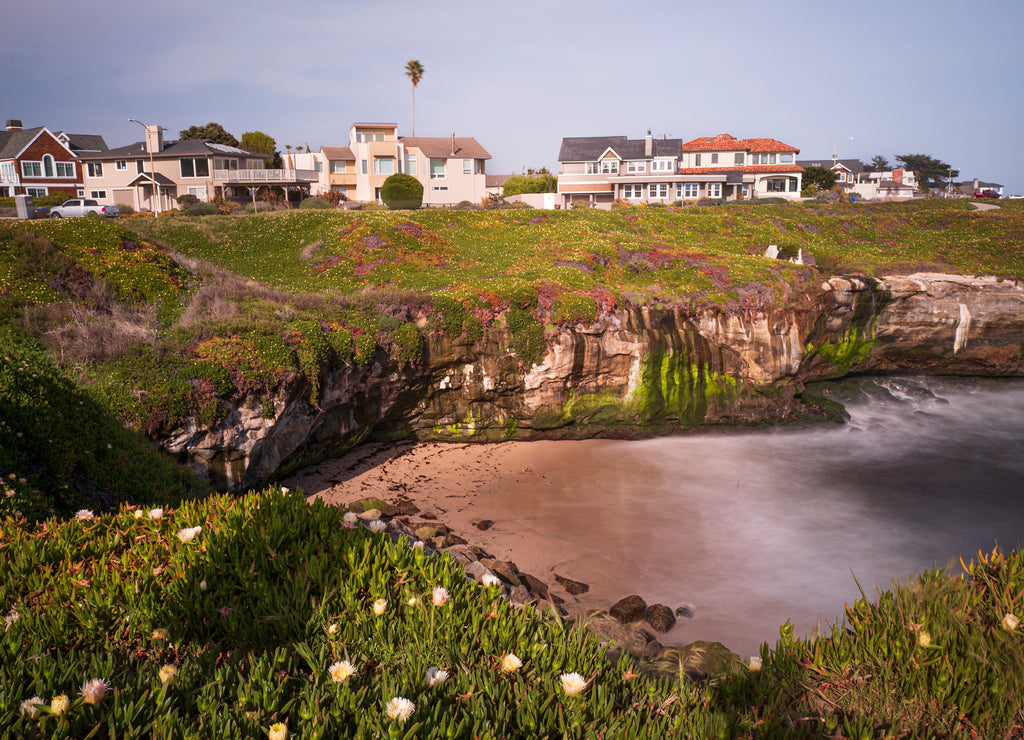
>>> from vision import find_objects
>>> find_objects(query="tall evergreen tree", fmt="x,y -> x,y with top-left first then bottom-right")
179,122 -> 238,147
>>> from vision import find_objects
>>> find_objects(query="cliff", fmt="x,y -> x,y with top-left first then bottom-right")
162,273 -> 1024,492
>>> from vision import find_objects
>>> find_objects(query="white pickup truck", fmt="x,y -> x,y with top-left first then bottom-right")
48,199 -> 120,218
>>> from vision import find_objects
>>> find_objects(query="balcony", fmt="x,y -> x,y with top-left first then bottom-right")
213,169 -> 318,184
0,172 -> 20,185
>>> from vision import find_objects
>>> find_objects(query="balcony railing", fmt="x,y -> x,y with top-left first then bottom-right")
213,169 -> 318,183
0,173 -> 20,185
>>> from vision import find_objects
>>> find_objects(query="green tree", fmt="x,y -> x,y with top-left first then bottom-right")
894,153 -> 958,189
405,60 -> 425,135
380,173 -> 423,210
179,122 -> 239,147
240,131 -> 280,167
867,155 -> 891,172
503,174 -> 558,196
801,165 -> 839,191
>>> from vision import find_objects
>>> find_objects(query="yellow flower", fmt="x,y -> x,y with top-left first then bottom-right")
152,628 -> 169,640
500,652 -> 522,673
268,722 -> 288,740
748,656 -> 762,671
1002,613 -> 1020,631
50,694 -> 70,716
328,660 -> 356,683
372,599 -> 387,615
917,631 -> 931,648
159,664 -> 178,684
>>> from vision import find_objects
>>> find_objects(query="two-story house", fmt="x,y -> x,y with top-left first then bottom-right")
0,119 -> 107,199
77,125 -> 316,212
796,158 -> 865,190
557,131 -> 803,209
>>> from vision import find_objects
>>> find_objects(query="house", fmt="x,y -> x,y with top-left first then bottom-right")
796,158 -> 864,189
77,125 -> 317,212
557,131 -> 802,209
0,119 -> 108,198
953,179 -> 1004,197
859,168 -> 918,200
304,123 -> 491,206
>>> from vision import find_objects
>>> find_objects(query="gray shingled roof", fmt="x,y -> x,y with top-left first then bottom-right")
797,158 -> 864,174
58,133 -> 108,153
77,139 -> 264,160
558,135 -> 683,162
0,127 -> 107,158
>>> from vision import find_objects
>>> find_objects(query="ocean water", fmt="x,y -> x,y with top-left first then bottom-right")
480,377 -> 1024,658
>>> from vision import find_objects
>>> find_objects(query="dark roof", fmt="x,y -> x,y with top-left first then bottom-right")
0,126 -> 107,158
57,132 -> 108,154
485,174 -> 513,188
127,172 -> 176,187
796,158 -> 863,174
400,136 -> 491,159
558,135 -> 683,162
78,139 -> 265,160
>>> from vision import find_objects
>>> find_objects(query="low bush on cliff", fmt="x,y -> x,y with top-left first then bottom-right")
2,487 -> 1021,737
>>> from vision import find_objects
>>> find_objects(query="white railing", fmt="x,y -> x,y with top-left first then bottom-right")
213,169 -> 318,183
0,173 -> 20,185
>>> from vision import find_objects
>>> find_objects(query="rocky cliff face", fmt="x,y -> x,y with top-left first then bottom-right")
162,273 -> 1024,492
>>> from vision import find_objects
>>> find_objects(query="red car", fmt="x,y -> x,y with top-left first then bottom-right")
974,190 -> 1001,199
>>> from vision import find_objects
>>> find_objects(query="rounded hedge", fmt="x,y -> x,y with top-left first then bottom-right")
380,174 -> 423,210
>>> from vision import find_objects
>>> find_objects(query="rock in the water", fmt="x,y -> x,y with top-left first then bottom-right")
480,559 -> 522,588
473,519 -> 494,531
554,574 -> 590,595
518,573 -> 550,600
646,603 -> 676,633
609,594 -> 647,624
579,611 -> 662,661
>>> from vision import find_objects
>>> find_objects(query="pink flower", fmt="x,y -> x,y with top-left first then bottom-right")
80,677 -> 110,704
75,509 -> 95,520
431,586 -> 449,606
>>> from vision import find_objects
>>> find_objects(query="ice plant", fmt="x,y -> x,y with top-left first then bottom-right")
385,696 -> 415,722
917,630 -> 932,648
328,660 -> 356,683
425,666 -> 449,686
81,677 -> 110,704
327,622 -> 339,635
373,599 -> 387,615
20,696 -> 43,718
560,672 -> 588,697
176,526 -> 202,543
343,511 -> 358,526
432,586 -> 450,606
500,652 -> 522,673
159,664 -> 178,684
152,628 -> 169,640
148,508 -> 164,520
368,520 -> 387,533
5,608 -> 19,630
75,509 -> 94,520
1002,613 -> 1020,631
481,573 -> 501,588
268,722 -> 288,740
50,694 -> 70,716
748,656 -> 763,671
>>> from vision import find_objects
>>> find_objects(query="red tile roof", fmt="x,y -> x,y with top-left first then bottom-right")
682,133 -> 798,153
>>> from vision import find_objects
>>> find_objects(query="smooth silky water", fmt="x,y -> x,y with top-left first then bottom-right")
471,377 -> 1024,658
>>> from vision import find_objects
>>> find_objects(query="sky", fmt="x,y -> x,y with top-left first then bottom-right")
4,0 -> 1023,193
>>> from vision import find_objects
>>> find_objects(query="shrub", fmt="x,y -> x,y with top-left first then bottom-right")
183,203 -> 220,216
299,197 -> 333,210
244,201 -> 275,213
177,194 -> 199,206
118,203 -> 135,215
380,174 -> 424,210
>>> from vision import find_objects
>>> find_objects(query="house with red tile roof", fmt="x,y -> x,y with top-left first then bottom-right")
557,131 -> 803,209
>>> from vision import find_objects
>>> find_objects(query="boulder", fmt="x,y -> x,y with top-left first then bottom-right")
645,603 -> 676,633
480,558 -> 522,588
554,574 -> 590,595
609,594 -> 647,624
463,560 -> 498,585
348,497 -> 402,517
579,611 -> 662,661
518,573 -> 550,600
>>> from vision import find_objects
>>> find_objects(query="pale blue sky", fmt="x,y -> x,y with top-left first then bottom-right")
4,0 -> 1022,192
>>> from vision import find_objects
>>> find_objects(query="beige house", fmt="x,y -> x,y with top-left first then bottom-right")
558,131 -> 803,209
78,125 -> 316,212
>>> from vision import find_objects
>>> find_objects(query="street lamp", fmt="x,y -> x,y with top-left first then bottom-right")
128,118 -> 161,216
833,136 -> 854,165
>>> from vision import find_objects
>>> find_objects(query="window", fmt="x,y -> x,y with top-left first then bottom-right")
430,159 -> 446,178
1,162 -> 15,177
650,183 -> 669,198
741,184 -> 750,197
55,162 -> 74,177
695,154 -> 703,167
707,183 -> 722,198
463,159 -> 473,174
116,160 -> 127,171
188,186 -> 207,198
403,154 -> 416,175
766,178 -> 797,192
77,189 -> 85,197
780,153 -> 794,163
137,160 -> 145,173
314,161 -> 323,173
585,162 -> 598,174
711,153 -> 719,164
769,153 -> 777,164
214,158 -> 239,171
651,160 -> 673,172
621,184 -> 642,198
87,162 -> 103,177
43,155 -> 55,177
679,183 -> 699,199
627,161 -> 646,173
373,158 -> 395,175
431,185 -> 448,191
22,162 -> 42,177
179,157 -> 209,178
27,187 -> 48,197
89,190 -> 106,199
600,159 -> 619,174
735,153 -> 745,165
375,187 -> 381,201
361,160 -> 368,174
330,160 -> 348,174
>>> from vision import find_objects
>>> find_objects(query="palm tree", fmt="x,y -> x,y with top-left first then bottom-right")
405,60 -> 425,136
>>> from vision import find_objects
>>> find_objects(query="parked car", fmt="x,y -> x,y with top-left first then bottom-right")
974,190 -> 1001,199
48,199 -> 120,218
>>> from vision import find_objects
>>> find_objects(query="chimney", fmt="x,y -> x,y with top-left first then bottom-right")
973,178 -> 979,191
6,119 -> 23,132
893,168 -> 903,184
145,124 -> 163,154
450,133 -> 456,156
645,129 -> 653,157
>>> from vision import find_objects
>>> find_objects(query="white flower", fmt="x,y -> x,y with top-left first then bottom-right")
368,520 -> 387,534
176,526 -> 202,543
1002,613 -> 1020,631
280,487 -> 290,494
80,677 -> 110,704
327,622 -> 339,635
917,630 -> 931,648
343,511 -> 359,525
148,508 -> 163,520
425,666 -> 449,687
268,723 -> 288,740
5,608 -> 19,629
159,664 -> 178,684
500,652 -> 522,673
134,509 -> 144,518
385,696 -> 415,722
412,540 -> 425,550
407,596 -> 419,606
328,660 -> 356,683
20,696 -> 43,718
481,573 -> 501,588
372,599 -> 387,615
50,694 -> 70,716
431,586 -> 449,606
75,509 -> 94,520
199,580 -> 208,591
748,656 -> 763,671
559,672 -> 588,697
